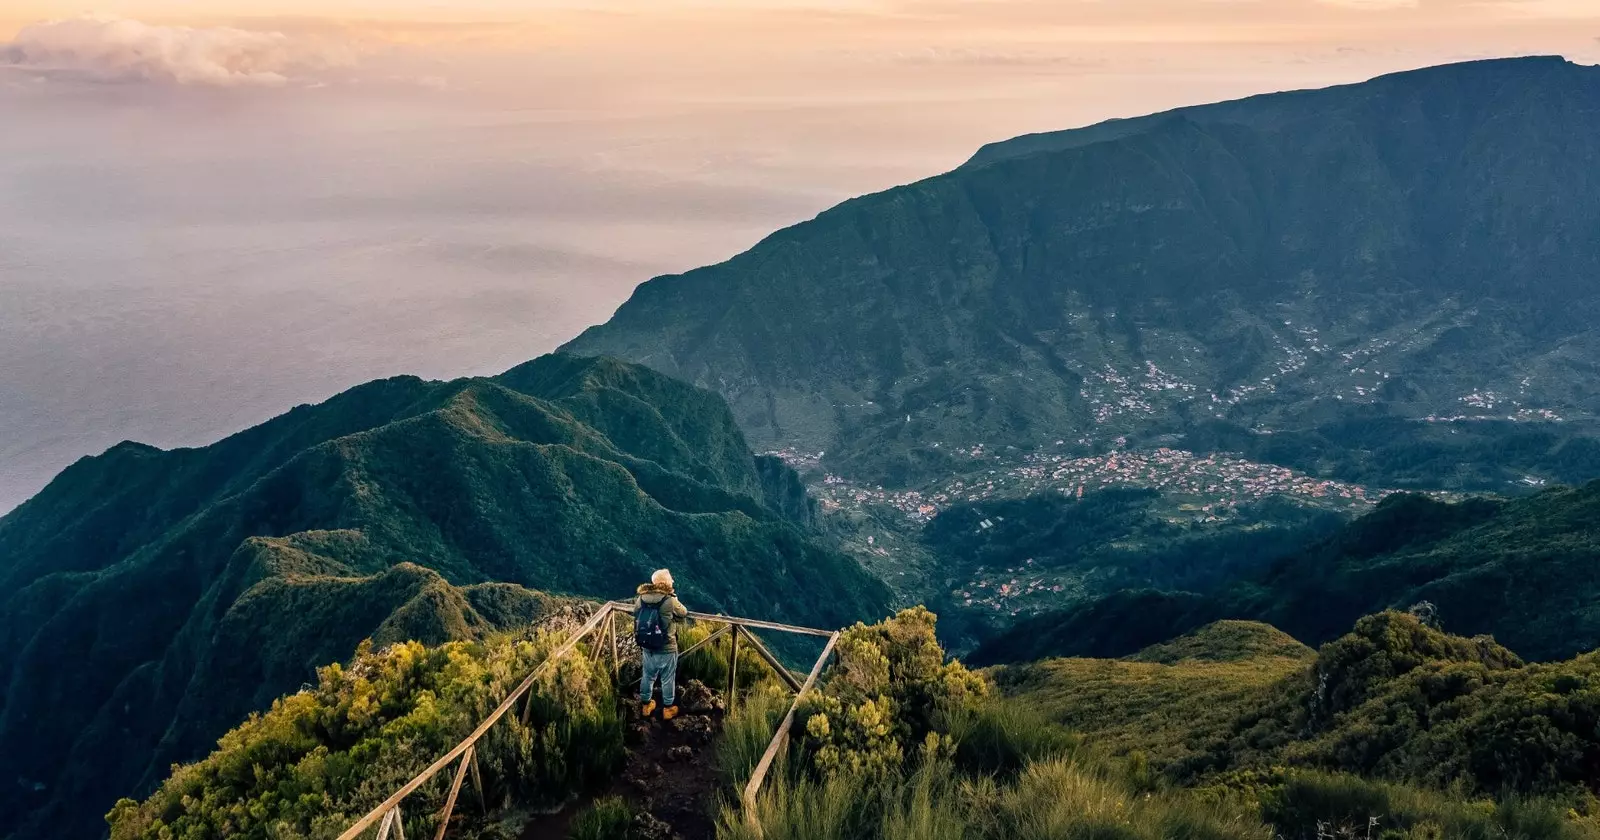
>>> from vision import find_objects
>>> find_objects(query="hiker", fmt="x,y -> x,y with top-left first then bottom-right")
635,568 -> 690,720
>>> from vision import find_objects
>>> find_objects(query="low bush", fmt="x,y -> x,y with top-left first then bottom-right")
569,796 -> 635,840
943,696 -> 1084,777
106,631 -> 624,840
718,683 -> 792,786
1258,771 -> 1600,840
795,607 -> 986,777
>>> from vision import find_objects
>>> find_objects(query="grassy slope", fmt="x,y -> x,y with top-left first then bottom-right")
995,613 -> 1600,802
991,622 -> 1313,770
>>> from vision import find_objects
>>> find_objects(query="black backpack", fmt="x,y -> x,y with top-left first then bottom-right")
635,597 -> 670,650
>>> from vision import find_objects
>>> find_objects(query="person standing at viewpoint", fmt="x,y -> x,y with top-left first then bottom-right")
634,568 -> 689,720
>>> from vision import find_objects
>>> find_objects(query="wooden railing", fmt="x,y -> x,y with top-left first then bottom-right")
335,600 -> 838,840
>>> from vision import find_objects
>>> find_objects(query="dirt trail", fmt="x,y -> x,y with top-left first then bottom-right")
521,680 -> 727,840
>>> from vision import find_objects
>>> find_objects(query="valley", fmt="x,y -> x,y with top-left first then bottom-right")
772,444 -> 1390,627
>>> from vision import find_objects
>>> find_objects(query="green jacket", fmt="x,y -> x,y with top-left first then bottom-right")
635,583 -> 689,653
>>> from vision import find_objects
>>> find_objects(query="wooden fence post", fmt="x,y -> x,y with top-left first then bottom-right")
376,806 -> 400,840
742,631 -> 840,831
433,746 -> 473,840
737,628 -> 804,694
609,611 -> 620,680
728,625 -> 741,713
470,749 -> 487,815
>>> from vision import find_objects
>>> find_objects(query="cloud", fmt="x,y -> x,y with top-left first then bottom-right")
0,16 -> 355,86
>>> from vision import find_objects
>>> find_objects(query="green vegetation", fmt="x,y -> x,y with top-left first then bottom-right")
0,353 -> 889,840
923,490 -> 1342,646
1249,485 -> 1600,662
728,609 -> 1264,840
716,683 -> 790,786
793,608 -> 986,777
1129,620 -> 1314,665
989,622 -> 1312,770
103,603 -> 1600,840
1198,770 -> 1600,840
733,609 -> 1599,840
998,612 -> 1600,809
974,483 -> 1600,666
1201,613 -> 1600,800
569,797 -> 636,840
105,630 -> 623,840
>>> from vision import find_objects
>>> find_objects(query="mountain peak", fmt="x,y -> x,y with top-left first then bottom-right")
965,54 -> 1592,168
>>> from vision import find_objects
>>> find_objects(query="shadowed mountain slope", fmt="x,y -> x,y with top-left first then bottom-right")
566,57 -> 1600,489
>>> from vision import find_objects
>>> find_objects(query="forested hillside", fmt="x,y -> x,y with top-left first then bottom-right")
996,612 -> 1600,803
0,353 -> 889,840
972,482 -> 1600,665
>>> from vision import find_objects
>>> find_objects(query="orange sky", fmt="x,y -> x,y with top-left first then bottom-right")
6,0 -> 1600,45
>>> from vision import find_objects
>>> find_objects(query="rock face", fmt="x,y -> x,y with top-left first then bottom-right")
676,679 -> 725,716
566,57 -> 1600,489
0,353 -> 888,840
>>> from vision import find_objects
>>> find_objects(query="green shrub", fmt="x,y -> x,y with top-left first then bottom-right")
106,632 -> 626,840
718,683 -> 792,786
1258,771 -> 1600,840
943,697 -> 1084,777
717,768 -> 871,840
795,607 -> 986,777
568,796 -> 634,840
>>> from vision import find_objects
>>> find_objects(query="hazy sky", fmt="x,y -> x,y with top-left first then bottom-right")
2,0 -> 1598,514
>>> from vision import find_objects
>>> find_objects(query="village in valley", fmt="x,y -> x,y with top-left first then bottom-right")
767,440 -> 1400,618
768,314 -> 1576,620
772,442 -> 1383,527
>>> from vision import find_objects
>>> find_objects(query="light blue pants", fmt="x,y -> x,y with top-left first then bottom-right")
639,649 -> 678,706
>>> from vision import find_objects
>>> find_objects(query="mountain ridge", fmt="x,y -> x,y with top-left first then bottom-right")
565,56 -> 1600,491
0,353 -> 890,840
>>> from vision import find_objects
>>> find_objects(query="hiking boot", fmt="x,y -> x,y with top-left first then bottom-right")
661,705 -> 680,721
640,700 -> 657,718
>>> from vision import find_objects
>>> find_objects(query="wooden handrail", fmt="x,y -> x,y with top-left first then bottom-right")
335,599 -> 840,840
677,624 -> 732,659
335,602 -> 616,840
741,630 -> 839,824
606,601 -> 837,638
733,627 -> 805,693
433,747 -> 473,840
